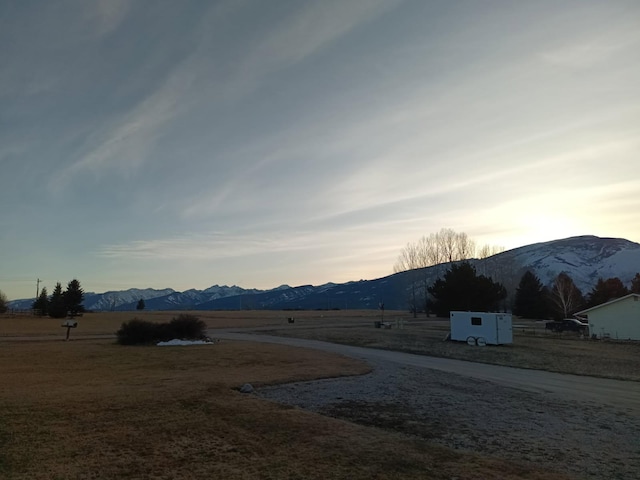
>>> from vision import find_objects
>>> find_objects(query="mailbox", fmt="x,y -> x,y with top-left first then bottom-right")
61,319 -> 78,340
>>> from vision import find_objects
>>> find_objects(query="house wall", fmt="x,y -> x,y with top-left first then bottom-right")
587,296 -> 640,340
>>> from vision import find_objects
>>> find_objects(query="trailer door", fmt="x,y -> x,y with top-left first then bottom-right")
496,314 -> 513,344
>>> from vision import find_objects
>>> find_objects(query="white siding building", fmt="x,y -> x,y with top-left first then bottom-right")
576,294 -> 640,340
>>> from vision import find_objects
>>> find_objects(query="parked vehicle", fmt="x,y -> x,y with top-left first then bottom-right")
545,318 -> 588,333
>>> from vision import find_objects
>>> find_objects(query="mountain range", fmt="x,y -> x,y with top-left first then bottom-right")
9,235 -> 640,312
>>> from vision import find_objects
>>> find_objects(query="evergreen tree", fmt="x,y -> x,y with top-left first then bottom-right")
428,261 -> 507,317
513,271 -> 549,319
33,287 -> 49,316
549,272 -> 584,320
64,279 -> 84,315
0,290 -> 7,314
631,273 -> 640,294
49,282 -> 67,318
136,298 -> 145,310
587,277 -> 629,307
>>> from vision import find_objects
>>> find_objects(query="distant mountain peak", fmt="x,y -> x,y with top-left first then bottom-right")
495,235 -> 640,292
8,235 -> 640,311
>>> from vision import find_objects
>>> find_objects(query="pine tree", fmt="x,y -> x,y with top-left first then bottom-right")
0,290 -> 7,314
136,298 -> 145,310
631,273 -> 640,294
513,271 -> 549,319
33,287 -> 49,316
428,261 -> 507,317
64,279 -> 84,316
49,282 -> 67,318
587,277 -> 629,307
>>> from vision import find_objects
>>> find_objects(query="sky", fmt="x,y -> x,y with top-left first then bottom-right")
1,0 -> 640,301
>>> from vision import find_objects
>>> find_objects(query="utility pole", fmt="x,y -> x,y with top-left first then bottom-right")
36,278 -> 42,300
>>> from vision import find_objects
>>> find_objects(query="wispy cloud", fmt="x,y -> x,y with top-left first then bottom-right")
4,0 -> 640,300
89,0 -> 131,37
216,0 -> 403,102
49,53 -> 201,191
48,0 -> 402,193
242,0 -> 402,72
97,229 -> 339,260
539,24 -> 640,68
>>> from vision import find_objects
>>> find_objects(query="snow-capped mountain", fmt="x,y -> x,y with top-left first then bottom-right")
7,236 -> 640,311
83,288 -> 176,311
489,235 -> 640,293
136,285 -> 271,310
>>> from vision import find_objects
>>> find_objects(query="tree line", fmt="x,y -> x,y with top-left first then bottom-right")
0,282 -> 149,316
394,229 -> 640,319
405,259 -> 640,320
32,279 -> 85,318
393,228 -> 506,316
514,270 -> 640,320
393,228 -> 504,273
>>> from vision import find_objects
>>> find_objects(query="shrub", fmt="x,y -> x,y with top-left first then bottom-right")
116,319 -> 159,345
168,314 -> 207,339
116,315 -> 207,345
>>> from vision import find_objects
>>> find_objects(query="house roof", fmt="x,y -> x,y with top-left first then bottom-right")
576,293 -> 640,315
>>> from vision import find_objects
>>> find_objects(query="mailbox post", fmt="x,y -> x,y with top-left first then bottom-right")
61,319 -> 78,341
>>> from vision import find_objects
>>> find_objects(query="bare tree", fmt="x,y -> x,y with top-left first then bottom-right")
394,228 -> 489,316
455,232 -> 476,260
437,228 -> 458,263
394,242 -> 421,317
393,241 -> 420,274
394,228 -> 511,315
433,228 -> 484,263
424,234 -> 444,267
414,236 -> 437,315
550,272 -> 584,319
477,244 -> 505,259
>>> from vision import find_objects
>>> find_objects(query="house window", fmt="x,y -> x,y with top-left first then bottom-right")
471,317 -> 482,326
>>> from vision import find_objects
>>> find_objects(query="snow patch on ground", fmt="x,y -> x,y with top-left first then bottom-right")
157,339 -> 214,346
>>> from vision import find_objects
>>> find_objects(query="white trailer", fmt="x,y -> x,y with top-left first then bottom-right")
449,311 -> 513,346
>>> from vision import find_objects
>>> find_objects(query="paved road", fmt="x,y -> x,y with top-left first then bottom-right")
212,330 -> 640,415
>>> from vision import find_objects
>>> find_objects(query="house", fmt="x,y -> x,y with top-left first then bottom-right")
576,294 -> 640,340
449,311 -> 513,345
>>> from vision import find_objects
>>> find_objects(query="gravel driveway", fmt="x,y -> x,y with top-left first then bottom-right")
216,331 -> 640,479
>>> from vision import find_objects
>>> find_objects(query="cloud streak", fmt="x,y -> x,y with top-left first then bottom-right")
2,0 -> 640,300
240,0 -> 403,74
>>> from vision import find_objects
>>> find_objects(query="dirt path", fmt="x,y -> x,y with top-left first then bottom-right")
213,331 -> 640,414
214,330 -> 640,480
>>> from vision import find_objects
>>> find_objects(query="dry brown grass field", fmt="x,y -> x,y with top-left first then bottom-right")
2,309 -> 639,380
241,311 -> 640,381
0,337 -> 571,479
0,309 -> 389,337
0,309 -> 302,337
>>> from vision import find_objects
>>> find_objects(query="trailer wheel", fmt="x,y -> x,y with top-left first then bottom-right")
476,337 -> 487,347
466,336 -> 476,346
